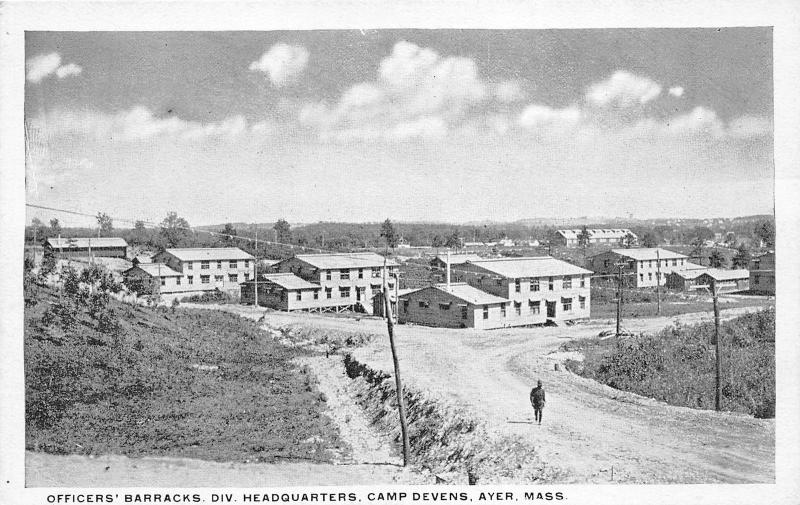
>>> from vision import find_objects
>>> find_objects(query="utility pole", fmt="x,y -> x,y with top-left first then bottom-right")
382,256 -> 410,466
615,261 -> 626,337
712,278 -> 722,411
254,228 -> 259,308
656,249 -> 661,316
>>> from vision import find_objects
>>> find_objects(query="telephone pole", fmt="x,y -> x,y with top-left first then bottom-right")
615,261 -> 626,337
656,249 -> 661,315
254,228 -> 259,308
712,279 -> 722,411
383,256 -> 410,466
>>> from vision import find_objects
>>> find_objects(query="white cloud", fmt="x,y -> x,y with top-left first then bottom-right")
518,104 -> 582,131
586,70 -> 662,108
55,63 -> 83,79
26,52 -> 83,83
249,43 -> 309,87
663,106 -> 724,137
494,80 -> 525,103
31,106 -> 266,142
668,86 -> 684,97
301,41 -> 490,140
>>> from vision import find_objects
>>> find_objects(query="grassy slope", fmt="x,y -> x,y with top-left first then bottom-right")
25,284 -> 345,462
564,310 -> 775,418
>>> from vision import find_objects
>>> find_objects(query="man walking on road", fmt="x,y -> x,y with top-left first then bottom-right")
530,380 -> 546,425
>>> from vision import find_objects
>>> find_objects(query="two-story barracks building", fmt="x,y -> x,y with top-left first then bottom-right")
266,253 -> 399,312
587,248 -> 689,288
148,247 -> 255,294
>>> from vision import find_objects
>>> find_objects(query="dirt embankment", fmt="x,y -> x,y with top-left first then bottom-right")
339,353 -> 563,484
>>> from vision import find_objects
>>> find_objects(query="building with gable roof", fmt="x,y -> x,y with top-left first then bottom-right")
588,248 -> 689,288
150,247 -> 255,293
45,237 -> 128,259
554,228 -> 636,247
397,283 -> 512,329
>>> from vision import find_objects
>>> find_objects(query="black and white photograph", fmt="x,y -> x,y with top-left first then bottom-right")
1,1 -> 799,504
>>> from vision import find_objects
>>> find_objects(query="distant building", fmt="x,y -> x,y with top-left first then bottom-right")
455,256 -> 593,325
398,283 -> 511,329
666,265 -> 749,293
554,229 -> 636,247
429,253 -> 484,270
149,247 -> 255,294
588,248 -> 689,288
45,237 -> 128,259
498,238 -> 515,247
240,273 -> 322,311
749,252 -> 775,295
269,253 -> 398,312
122,262 -> 184,295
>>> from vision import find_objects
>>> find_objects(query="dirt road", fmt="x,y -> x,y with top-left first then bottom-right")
195,304 -> 773,484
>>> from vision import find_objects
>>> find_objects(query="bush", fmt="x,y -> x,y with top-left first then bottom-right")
571,310 -> 775,417
180,289 -> 235,304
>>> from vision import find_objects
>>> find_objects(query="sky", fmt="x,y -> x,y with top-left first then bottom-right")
24,29 -> 774,227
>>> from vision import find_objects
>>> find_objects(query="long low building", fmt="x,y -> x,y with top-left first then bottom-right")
666,266 -> 750,293
240,273 -> 322,311
45,237 -> 128,258
588,248 -> 689,288
554,229 -> 636,247
398,283 -> 511,329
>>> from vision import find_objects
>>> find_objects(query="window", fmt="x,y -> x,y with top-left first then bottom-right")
754,274 -> 760,285
640,273 -> 644,282
339,286 -> 350,298
680,259 -> 685,266
562,297 -> 573,312
217,261 -> 222,269
228,274 -> 238,282
548,277 -> 554,290
501,303 -> 507,317
532,279 -> 540,292
403,299 -> 409,312
639,261 -> 644,269
603,259 -> 610,268
648,272 -> 652,281
215,275 -> 224,282
160,277 -> 166,286
244,260 -> 249,268
230,261 -> 238,269
201,261 -> 210,270
580,276 -> 585,288
439,302 -> 451,311
496,279 -> 503,286
672,259 -> 677,266
313,291 -> 319,300
358,268 -> 364,279
176,277 -> 181,285
296,292 -> 302,301
563,277 -> 572,289
244,273 -> 250,281
529,300 -> 540,315
515,302 -> 521,316
461,306 -> 468,319
325,287 -> 332,299
419,300 -> 430,308
201,275 -> 210,284
187,262 -> 193,270
371,284 -> 382,295
648,260 -> 653,268
340,269 -> 350,280
372,267 -> 381,278
388,280 -> 395,289
483,306 -> 489,319
515,279 -> 521,293
188,276 -> 193,285
579,296 -> 586,309
326,270 -> 332,280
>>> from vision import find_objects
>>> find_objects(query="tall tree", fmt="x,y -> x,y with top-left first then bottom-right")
159,211 -> 190,247
445,230 -> 461,249
96,212 -> 113,236
641,232 -> 657,248
380,218 -> 399,250
690,236 -> 705,265
622,232 -> 637,249
49,218 -> 61,236
431,234 -> 445,249
732,244 -> 751,269
221,223 -> 237,244
577,226 -> 591,248
709,250 -> 726,268
273,218 -> 292,244
754,220 -> 775,248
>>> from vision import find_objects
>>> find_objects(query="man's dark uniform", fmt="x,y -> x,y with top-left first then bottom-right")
530,381 -> 546,424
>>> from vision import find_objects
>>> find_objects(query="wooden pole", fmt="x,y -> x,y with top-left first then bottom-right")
615,263 -> 623,337
254,229 -> 259,308
383,256 -> 411,466
712,279 -> 722,411
656,249 -> 661,315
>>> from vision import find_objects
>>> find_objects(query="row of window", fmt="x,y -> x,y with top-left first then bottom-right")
186,260 -> 250,270
160,273 -> 250,286
638,259 -> 684,269
510,276 -> 587,293
409,297 -> 587,319
324,267 -> 393,281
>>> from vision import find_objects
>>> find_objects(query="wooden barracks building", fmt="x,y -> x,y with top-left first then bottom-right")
588,248 -> 689,288
399,256 -> 592,328
45,237 -> 128,259
241,252 -> 399,313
